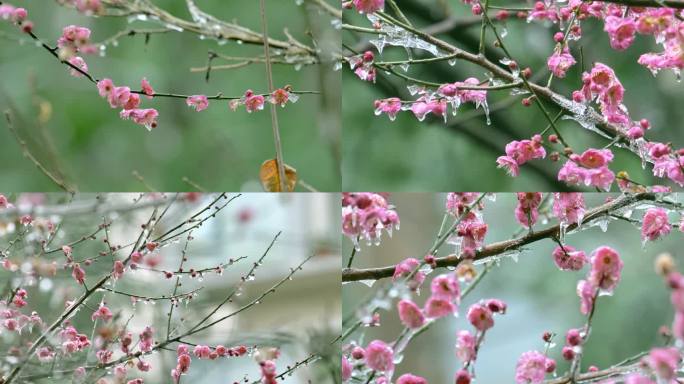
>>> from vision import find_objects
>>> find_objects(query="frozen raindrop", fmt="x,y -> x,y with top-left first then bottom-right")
165,23 -> 183,32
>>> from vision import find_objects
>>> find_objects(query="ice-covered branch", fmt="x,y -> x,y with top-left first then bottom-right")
342,193 -> 676,282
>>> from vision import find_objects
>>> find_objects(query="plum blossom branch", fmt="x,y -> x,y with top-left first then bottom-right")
0,205 -> 159,384
16,25 -> 319,101
344,1 -> 684,189
55,0 -> 319,62
342,192 -> 680,282
0,194 -> 168,219
98,286 -> 203,302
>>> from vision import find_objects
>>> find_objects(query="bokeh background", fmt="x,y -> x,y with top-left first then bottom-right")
0,193 -> 341,383
0,0 -> 340,191
342,0 -> 684,191
342,193 -> 683,382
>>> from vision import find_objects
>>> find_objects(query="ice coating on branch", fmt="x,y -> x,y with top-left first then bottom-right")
374,78 -> 488,124
366,14 -> 439,56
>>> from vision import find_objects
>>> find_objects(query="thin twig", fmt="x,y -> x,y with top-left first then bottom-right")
259,0 -> 287,192
3,111 -> 76,193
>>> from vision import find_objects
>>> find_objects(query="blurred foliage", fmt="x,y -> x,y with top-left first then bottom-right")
342,0 -> 684,191
342,193 -> 683,382
0,0 -> 340,191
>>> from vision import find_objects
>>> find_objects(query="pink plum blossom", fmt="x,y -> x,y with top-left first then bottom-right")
397,299 -> 426,329
365,340 -> 394,372
552,244 -> 588,271
641,208 -> 672,242
186,95 -> 209,112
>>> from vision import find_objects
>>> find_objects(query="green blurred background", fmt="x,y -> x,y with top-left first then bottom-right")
342,193 -> 683,382
0,0 -> 340,191
342,0 -> 684,191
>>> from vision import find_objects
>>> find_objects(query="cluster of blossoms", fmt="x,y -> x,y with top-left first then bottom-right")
574,64 -> 631,129
228,87 -> 299,113
648,142 -> 684,187
373,78 -> 488,123
570,49 -> 683,188
514,350 -> 557,384
496,135 -> 546,177
552,192 -> 585,226
91,302 -> 113,322
343,296 -> 508,383
575,253 -> 684,383
348,51 -> 376,83
568,57 -> 683,188
341,192 -> 400,248
0,194 -> 305,384
579,246 -> 623,313
392,257 -> 425,292
59,0 -> 104,15
1,289 -> 43,335
55,324 -> 92,361
188,87 -> 298,113
0,2 -> 33,33
171,344 -> 248,382
552,244 -> 587,271
452,299 -> 509,383
558,148 -> 616,191
97,77 -> 159,130
345,0 -> 684,189
66,240 -> 166,286
546,46 -> 576,79
255,348 -> 281,384
524,1 -> 683,76
445,193 -> 487,257
512,242 -> 625,383
1,7 -> 304,135
57,25 -> 97,61
398,272 -> 460,328
343,194 -> 684,383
